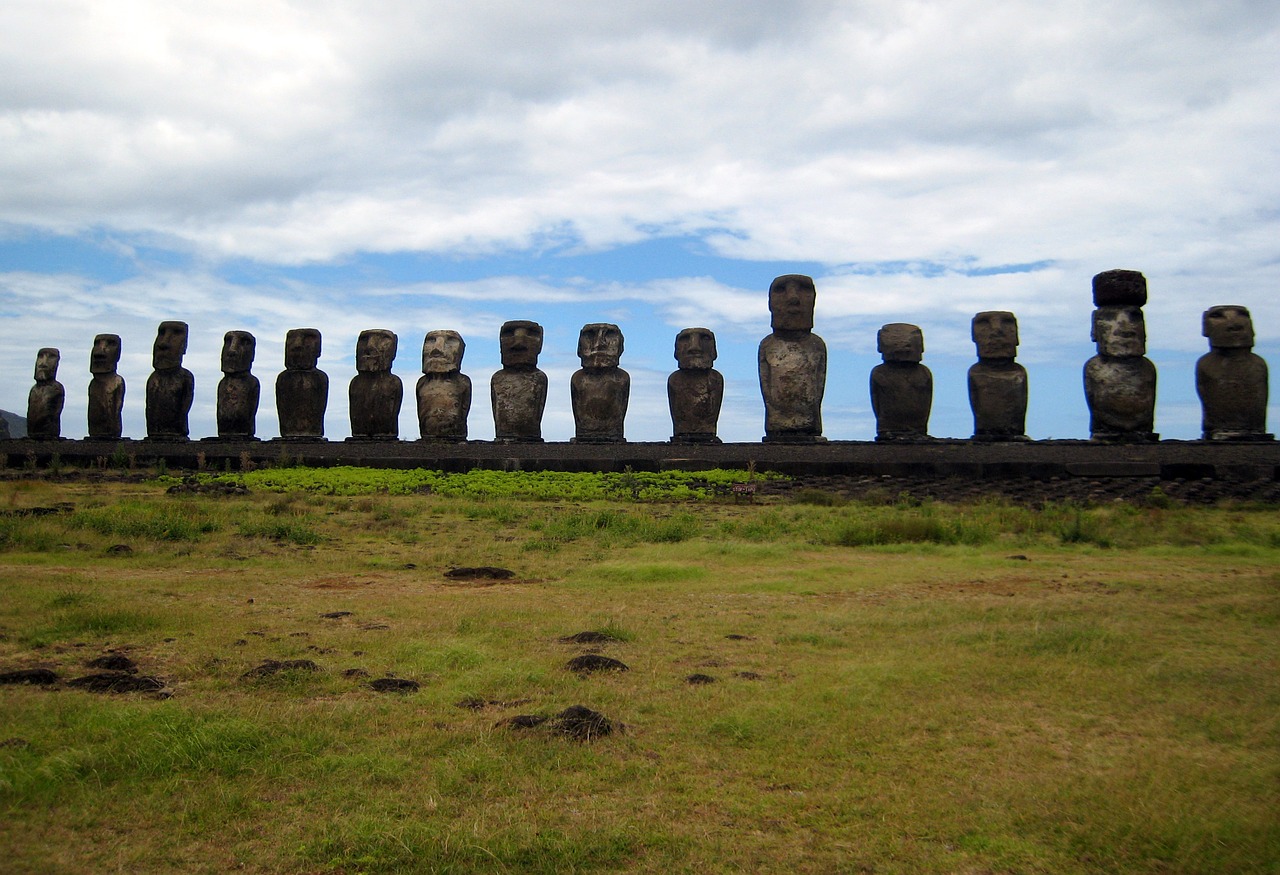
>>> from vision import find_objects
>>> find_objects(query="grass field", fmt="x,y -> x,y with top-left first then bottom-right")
1,471 -> 1278,874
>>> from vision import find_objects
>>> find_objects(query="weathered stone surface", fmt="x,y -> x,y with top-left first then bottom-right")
571,323 -> 629,443
146,321 -> 194,440
968,311 -> 1028,440
871,323 -> 932,441
416,330 -> 471,441
668,327 -> 723,443
27,348 -> 64,440
1092,268 -> 1148,307
759,275 -> 826,442
491,320 -> 548,442
216,330 -> 259,439
1085,299 -> 1157,441
1196,305 -> 1271,441
87,334 -> 125,439
348,329 -> 402,440
276,328 -> 328,439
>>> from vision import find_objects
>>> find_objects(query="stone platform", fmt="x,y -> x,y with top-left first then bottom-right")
4,437 -> 1277,481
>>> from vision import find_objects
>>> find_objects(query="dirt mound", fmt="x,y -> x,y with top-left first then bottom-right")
444,566 -> 515,580
240,659 -> 321,679
552,705 -> 614,741
67,672 -> 164,693
500,714 -> 547,729
686,673 -> 717,685
86,654 -> 137,672
566,654 -> 629,674
560,630 -> 623,644
369,677 -> 420,693
320,611 -> 353,619
0,668 -> 59,685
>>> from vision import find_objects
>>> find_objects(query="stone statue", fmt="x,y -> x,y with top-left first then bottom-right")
1196,305 -> 1271,440
968,311 -> 1028,440
870,323 -> 932,441
216,330 -> 260,439
416,330 -> 471,441
87,334 -> 125,439
668,327 -> 723,443
146,321 -> 194,440
27,348 -> 64,440
1084,270 -> 1157,441
759,274 -> 826,442
276,328 -> 328,439
491,320 -> 547,442
571,323 -> 629,443
348,329 -> 402,440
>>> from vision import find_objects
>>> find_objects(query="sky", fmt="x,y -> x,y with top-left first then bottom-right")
2,0 -> 1278,442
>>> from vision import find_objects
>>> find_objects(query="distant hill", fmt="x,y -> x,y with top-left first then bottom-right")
1,409 -> 27,438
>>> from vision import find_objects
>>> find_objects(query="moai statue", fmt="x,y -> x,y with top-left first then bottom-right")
1196,305 -> 1271,440
416,330 -> 471,441
1083,270 -> 1157,441
348,329 -> 402,440
216,330 -> 260,439
759,274 -> 826,442
87,334 -> 126,439
571,323 -> 629,443
668,327 -> 723,443
276,328 -> 328,439
145,321 -> 194,440
870,323 -> 932,441
491,320 -> 547,442
27,348 -> 65,440
968,311 -> 1028,440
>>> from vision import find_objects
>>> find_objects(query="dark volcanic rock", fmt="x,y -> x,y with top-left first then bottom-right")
552,705 -> 614,740
566,654 -> 629,674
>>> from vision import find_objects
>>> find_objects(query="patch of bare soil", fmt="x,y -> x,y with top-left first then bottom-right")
685,673 -> 717,685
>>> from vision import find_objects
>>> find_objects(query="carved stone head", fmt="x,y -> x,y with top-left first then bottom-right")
221,331 -> 256,374
90,334 -> 121,374
356,329 -> 397,373
152,321 -> 189,370
1202,305 -> 1254,350
578,323 -> 624,369
422,330 -> 465,374
878,323 -> 924,363
675,327 -> 717,370
769,274 -> 816,332
1092,306 -> 1146,357
285,328 -> 322,370
972,311 -> 1019,359
34,348 -> 60,382
499,320 -> 544,368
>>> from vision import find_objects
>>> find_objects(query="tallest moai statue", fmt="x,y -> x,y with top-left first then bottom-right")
1084,270 -> 1157,442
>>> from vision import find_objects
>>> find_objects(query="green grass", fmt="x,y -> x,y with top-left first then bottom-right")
0,473 -> 1277,873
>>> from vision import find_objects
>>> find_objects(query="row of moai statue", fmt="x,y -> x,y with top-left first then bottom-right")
16,270 -> 1272,444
